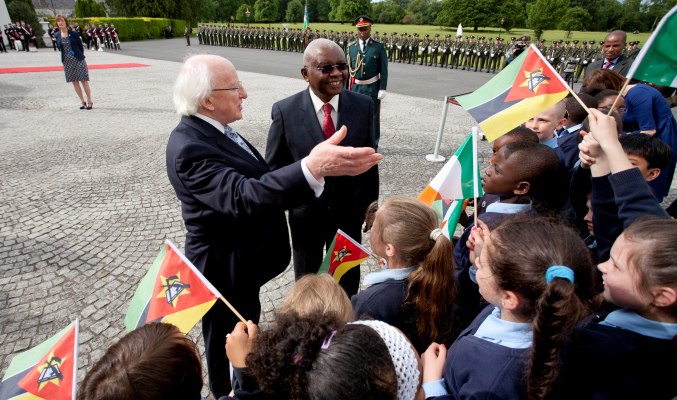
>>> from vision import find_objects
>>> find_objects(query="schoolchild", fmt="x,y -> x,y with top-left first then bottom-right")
453,142 -> 562,326
422,217 -> 599,400
235,311 -> 423,400
619,133 -> 673,188
352,196 -> 458,353
578,109 -> 669,260
77,323 -> 206,400
553,218 -> 677,400
524,101 -> 567,147
281,273 -> 353,324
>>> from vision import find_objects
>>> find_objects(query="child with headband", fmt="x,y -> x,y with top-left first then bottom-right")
422,217 -> 599,400
233,311 -> 423,400
352,196 -> 459,353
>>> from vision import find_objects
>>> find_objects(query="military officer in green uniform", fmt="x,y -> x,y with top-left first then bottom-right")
347,16 -> 388,146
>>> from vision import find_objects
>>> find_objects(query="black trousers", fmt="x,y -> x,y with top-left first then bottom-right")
289,207 -> 363,297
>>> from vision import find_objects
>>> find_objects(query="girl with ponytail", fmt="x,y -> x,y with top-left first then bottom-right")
352,196 -> 459,353
421,216 -> 599,400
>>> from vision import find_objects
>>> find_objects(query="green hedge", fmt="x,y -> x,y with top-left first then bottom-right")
48,17 -> 187,41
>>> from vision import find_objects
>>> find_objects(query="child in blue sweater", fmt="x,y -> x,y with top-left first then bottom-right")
422,217 -> 600,400
352,196 -> 458,353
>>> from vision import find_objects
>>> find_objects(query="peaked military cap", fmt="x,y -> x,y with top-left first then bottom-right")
354,16 -> 374,27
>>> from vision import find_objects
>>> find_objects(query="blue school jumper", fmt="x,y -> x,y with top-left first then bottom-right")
554,309 -> 677,400
425,305 -> 531,400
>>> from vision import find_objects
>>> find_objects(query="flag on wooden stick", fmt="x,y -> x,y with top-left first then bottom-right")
457,45 -> 570,141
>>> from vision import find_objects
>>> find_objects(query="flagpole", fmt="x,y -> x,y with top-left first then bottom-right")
471,126 -> 479,226
219,296 -> 248,324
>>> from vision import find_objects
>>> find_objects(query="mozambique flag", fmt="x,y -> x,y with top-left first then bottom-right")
125,240 -> 221,334
626,5 -> 677,87
457,44 -> 570,141
318,229 -> 370,282
303,1 -> 309,29
0,320 -> 78,400
418,133 -> 483,221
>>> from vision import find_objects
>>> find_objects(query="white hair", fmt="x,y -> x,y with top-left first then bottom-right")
173,57 -> 214,116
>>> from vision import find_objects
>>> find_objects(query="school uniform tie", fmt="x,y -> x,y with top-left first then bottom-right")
224,125 -> 257,159
322,103 -> 335,140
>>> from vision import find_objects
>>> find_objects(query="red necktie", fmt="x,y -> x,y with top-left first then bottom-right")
603,59 -> 612,69
322,103 -> 334,140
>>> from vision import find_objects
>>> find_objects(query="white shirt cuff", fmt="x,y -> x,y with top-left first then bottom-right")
301,157 -> 324,197
423,379 -> 448,398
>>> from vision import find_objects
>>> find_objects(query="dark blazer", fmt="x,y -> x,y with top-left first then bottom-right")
54,29 -> 85,63
585,53 -> 633,77
265,89 -> 378,285
167,115 -> 315,298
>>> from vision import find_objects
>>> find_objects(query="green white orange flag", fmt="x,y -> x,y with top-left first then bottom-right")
125,240 -> 221,334
0,320 -> 78,400
457,44 -> 570,141
318,229 -> 371,283
418,133 -> 484,220
440,199 -> 467,240
625,5 -> 677,87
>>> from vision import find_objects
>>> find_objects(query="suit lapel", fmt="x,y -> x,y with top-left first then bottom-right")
184,116 -> 268,173
336,91 -> 353,135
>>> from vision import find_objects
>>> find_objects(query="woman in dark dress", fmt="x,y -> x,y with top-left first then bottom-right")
54,14 -> 93,109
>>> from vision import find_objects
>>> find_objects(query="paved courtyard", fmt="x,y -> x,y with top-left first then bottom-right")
0,45 -> 485,394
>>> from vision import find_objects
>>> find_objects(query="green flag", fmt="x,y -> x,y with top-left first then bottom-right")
626,5 -> 677,87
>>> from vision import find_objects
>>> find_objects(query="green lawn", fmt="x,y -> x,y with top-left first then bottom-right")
214,22 -> 651,44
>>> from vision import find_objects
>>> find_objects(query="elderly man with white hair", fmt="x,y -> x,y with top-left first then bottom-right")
166,54 -> 383,398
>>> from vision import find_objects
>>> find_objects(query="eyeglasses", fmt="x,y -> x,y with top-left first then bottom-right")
213,81 -> 243,93
598,106 -> 626,114
304,63 -> 348,74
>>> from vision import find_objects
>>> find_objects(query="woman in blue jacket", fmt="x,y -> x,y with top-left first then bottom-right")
54,14 -> 93,109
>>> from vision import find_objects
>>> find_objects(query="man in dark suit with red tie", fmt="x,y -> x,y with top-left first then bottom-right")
585,30 -> 634,77
166,54 -> 382,399
266,39 -> 379,297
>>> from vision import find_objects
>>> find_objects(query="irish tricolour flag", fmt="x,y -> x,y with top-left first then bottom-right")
457,44 -> 570,141
625,5 -> 677,87
0,320 -> 78,400
125,240 -> 221,334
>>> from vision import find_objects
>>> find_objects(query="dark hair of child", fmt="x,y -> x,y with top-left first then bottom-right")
246,311 -> 397,400
581,112 -> 623,136
593,89 -> 620,104
77,323 -> 203,400
369,196 -> 458,350
499,142 -> 562,211
487,217 -> 601,400
564,94 -> 598,126
504,126 -> 540,144
619,134 -> 673,171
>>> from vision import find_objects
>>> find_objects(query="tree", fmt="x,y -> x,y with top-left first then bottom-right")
286,0 -> 304,22
435,0 -> 501,31
493,0 -> 526,31
334,0 -> 372,22
8,0 -> 44,38
316,0 -> 330,21
373,1 -> 405,24
558,6 -> 591,37
236,3 -> 252,22
75,0 -> 107,17
526,0 -> 568,39
254,0 -> 279,21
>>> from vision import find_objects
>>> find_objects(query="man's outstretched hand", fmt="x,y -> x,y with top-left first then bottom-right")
306,125 -> 384,179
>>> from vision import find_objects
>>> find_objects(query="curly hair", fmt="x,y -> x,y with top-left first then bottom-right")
246,311 -> 397,400
487,216 -> 601,400
371,196 -> 458,350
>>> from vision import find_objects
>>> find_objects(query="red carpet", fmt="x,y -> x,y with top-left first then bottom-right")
0,63 -> 150,74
